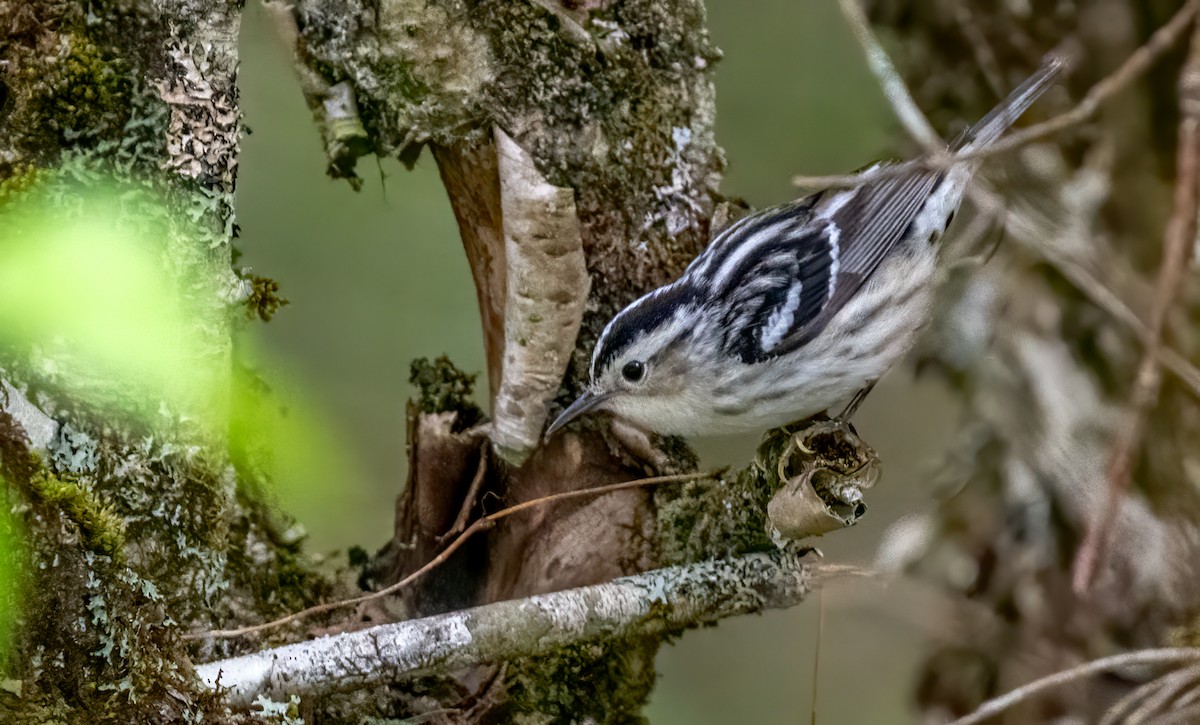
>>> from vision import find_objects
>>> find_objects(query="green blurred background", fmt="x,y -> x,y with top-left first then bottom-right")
236,2 -> 959,721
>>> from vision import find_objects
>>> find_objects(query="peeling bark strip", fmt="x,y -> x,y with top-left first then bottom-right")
434,141 -> 508,392
0,381 -> 58,453
197,550 -> 812,705
491,128 -> 589,463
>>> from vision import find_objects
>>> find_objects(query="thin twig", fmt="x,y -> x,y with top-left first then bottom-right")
1150,703 -> 1200,725
1072,18 -> 1200,594
793,0 -> 1200,190
953,4 -> 1006,99
439,445 -> 489,544
186,470 -> 715,640
809,589 -> 824,725
962,0 -> 1200,161
950,648 -> 1200,725
968,184 -> 1200,401
1111,663 -> 1200,724
837,0 -> 944,153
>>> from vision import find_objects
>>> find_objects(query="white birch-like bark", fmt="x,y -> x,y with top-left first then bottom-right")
489,128 -> 590,463
197,550 -> 811,705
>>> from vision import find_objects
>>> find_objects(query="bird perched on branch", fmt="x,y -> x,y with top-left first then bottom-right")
547,58 -> 1065,438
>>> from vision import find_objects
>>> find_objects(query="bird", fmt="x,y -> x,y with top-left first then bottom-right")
546,58 -> 1065,438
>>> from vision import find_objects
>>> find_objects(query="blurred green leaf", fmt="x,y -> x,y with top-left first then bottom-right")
230,343 -> 369,525
0,486 -> 21,660
0,183 -> 221,425
0,176 -> 369,566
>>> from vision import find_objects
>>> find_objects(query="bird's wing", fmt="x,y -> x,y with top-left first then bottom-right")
705,167 -> 944,364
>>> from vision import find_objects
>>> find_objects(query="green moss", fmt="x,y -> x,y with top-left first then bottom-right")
244,275 -> 290,322
500,635 -> 659,723
409,356 -> 484,427
655,428 -> 797,565
28,473 -> 126,562
0,406 -> 337,722
655,469 -> 774,566
0,164 -> 42,207
1,14 -> 134,163
38,34 -> 132,140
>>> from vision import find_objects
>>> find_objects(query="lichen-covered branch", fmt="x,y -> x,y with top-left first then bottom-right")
260,0 -> 369,181
196,549 -> 812,705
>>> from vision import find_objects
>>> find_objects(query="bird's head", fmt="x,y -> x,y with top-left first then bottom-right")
546,282 -> 702,437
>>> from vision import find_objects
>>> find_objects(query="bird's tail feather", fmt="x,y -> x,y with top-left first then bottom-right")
953,55 -> 1067,153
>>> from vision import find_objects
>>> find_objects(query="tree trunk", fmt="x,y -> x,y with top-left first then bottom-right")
0,0 -> 342,722
11,0 -> 1191,722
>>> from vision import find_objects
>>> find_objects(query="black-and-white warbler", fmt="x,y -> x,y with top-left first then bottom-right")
548,58 -> 1064,438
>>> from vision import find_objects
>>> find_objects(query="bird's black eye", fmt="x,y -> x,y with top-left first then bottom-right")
621,360 -> 645,383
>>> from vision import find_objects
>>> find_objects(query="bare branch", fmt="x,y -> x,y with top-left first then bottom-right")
968,182 -> 1200,400
793,0 -> 1199,190
837,0 -> 944,153
951,648 -> 1200,725
1101,662 -> 1200,725
260,0 -> 369,179
1073,18 -> 1200,594
963,0 -> 1200,161
195,549 -> 814,705
953,5 -> 1006,99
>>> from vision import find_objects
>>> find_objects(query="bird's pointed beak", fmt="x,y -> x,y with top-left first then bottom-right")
545,389 -> 611,439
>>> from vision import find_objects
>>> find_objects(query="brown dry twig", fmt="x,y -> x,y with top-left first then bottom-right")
953,4 -> 1006,99
951,648 -> 1200,725
793,0 -> 1200,189
1100,662 -> 1200,724
186,470 -> 715,640
1072,17 -> 1200,594
967,182 -> 1200,400
439,444 -> 489,544
963,0 -> 1199,161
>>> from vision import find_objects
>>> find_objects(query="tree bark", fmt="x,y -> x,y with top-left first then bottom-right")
0,1 -> 346,722
17,0 -> 1180,722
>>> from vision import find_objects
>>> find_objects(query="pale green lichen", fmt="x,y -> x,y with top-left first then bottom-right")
0,2 -> 330,721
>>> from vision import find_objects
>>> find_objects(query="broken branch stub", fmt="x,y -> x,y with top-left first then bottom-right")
766,420 -> 881,541
490,128 -> 590,464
